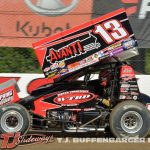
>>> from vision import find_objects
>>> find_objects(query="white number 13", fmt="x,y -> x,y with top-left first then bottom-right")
94,19 -> 129,44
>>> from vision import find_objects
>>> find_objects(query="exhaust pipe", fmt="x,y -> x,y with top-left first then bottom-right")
63,127 -> 105,133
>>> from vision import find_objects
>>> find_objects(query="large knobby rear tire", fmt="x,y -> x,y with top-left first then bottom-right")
0,103 -> 30,135
110,100 -> 150,138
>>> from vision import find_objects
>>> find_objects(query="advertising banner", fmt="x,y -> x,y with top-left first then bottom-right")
0,0 -> 150,48
33,8 -> 138,80
0,0 -> 92,47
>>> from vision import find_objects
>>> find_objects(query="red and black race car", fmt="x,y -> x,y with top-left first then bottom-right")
0,8 -> 150,138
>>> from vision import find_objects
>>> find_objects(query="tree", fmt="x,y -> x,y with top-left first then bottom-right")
0,47 -> 42,73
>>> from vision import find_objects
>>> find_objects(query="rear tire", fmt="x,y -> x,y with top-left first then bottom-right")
0,103 -> 30,135
110,100 -> 150,138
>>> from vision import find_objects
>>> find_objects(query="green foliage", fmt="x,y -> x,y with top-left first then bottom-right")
145,49 -> 150,74
0,47 -> 42,73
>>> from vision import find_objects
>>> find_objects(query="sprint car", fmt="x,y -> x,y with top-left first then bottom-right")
0,59 -> 150,138
0,8 -> 150,138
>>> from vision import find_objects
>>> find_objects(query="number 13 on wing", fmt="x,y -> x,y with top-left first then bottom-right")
93,19 -> 129,44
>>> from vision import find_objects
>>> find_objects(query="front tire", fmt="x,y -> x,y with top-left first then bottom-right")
0,103 -> 30,135
110,100 -> 150,138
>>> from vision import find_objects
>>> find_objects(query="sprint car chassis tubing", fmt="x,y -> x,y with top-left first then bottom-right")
22,60 -> 150,135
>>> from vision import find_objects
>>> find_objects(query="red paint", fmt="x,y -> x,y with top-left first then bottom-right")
120,65 -> 135,80
0,77 -> 20,84
27,78 -> 54,94
33,92 -> 61,117
0,85 -> 20,106
1,132 -> 20,149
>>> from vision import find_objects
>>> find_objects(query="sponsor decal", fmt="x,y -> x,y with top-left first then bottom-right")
122,67 -> 134,74
120,65 -> 136,81
54,90 -> 95,106
46,34 -> 100,64
129,85 -> 138,88
121,76 -> 135,81
120,84 -> 138,89
50,63 -> 59,71
47,72 -> 58,78
120,80 -> 137,84
130,91 -> 139,95
68,62 -> 80,72
86,55 -> 94,63
126,95 -> 133,99
120,92 -> 139,100
120,87 -> 129,93
122,38 -> 137,50
121,84 -> 130,88
47,71 -> 59,78
0,90 -> 13,106
43,67 -> 51,73
79,59 -> 86,65
97,41 -> 123,58
119,95 -> 126,99
133,95 -> 138,100
119,65 -> 139,98
120,94 -> 138,100
59,68 -> 68,75
59,61 -> 66,68
46,41 -> 84,64
130,88 -> 139,91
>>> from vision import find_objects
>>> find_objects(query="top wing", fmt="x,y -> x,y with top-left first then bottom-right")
33,8 -> 138,81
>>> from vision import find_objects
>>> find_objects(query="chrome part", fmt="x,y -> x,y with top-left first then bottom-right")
121,111 -> 143,134
1,110 -> 23,133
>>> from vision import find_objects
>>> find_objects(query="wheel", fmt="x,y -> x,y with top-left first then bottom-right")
109,100 -> 150,138
0,103 -> 30,134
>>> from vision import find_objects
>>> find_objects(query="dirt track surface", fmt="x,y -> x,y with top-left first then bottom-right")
14,140 -> 150,150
